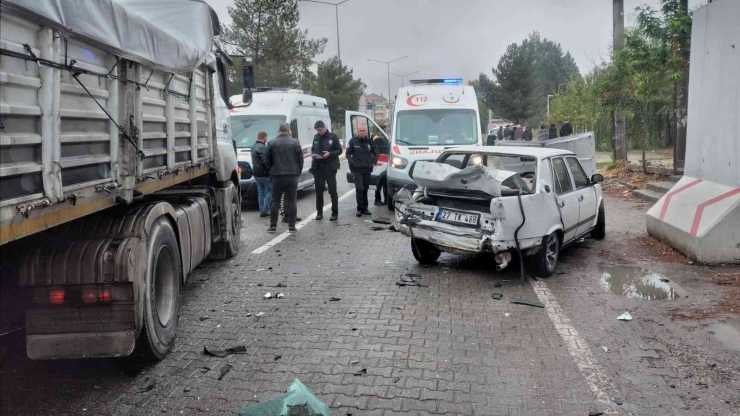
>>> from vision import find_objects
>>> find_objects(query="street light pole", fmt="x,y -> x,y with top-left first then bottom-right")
547,95 -> 554,118
368,56 -> 409,104
390,70 -> 419,87
558,82 -> 570,94
298,0 -> 350,64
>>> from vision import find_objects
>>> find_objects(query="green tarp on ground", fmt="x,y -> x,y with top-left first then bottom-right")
237,379 -> 330,416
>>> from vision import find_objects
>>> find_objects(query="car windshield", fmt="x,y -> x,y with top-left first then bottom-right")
231,115 -> 286,148
395,109 -> 478,146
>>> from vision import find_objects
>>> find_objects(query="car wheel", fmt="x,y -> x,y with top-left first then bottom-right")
411,238 -> 441,264
137,217 -> 181,359
527,232 -> 559,277
590,203 -> 606,240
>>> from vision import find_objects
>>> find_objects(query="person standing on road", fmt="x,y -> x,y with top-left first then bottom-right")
266,123 -> 303,233
548,123 -> 558,140
514,125 -> 523,140
503,125 -> 511,141
522,124 -> 533,141
347,126 -> 378,216
538,124 -> 548,141
497,126 -> 504,141
372,126 -> 389,206
310,120 -> 342,221
251,131 -> 272,218
560,120 -> 573,137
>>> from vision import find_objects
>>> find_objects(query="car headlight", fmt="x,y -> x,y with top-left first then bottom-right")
391,156 -> 408,169
470,155 -> 483,165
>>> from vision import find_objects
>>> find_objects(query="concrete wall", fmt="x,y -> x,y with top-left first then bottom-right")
684,0 -> 740,187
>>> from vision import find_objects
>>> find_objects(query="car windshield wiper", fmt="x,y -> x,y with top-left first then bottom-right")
395,138 -> 413,146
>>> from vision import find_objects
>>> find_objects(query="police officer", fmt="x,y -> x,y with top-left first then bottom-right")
310,120 -> 342,221
346,126 -> 378,216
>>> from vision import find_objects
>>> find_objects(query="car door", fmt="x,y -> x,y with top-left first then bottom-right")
550,157 -> 580,243
344,111 -> 390,186
566,156 -> 598,237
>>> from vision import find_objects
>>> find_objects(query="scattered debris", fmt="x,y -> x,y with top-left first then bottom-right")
601,346 -> 608,353
329,297 -> 341,302
613,397 -> 623,406
389,224 -> 399,232
492,293 -> 503,300
183,387 -> 192,392
397,274 -> 422,287
199,316 -> 210,321
588,412 -> 604,416
688,261 -> 695,265
276,293 -> 285,299
504,313 -> 511,317
204,345 -> 247,358
392,377 -> 401,383
353,369 -> 367,376
200,366 -> 211,373
372,219 -> 392,225
257,283 -> 264,287
617,311 -> 633,321
659,278 -> 670,283
370,226 -> 385,231
274,355 -> 282,361
351,327 -> 357,331
556,271 -> 566,275
510,298 -> 545,308
494,282 -> 502,288
217,363 -> 232,380
264,292 -> 272,299
237,379 -> 329,416
385,261 -> 395,264
137,376 -> 156,393
246,312 -> 252,317
349,359 -> 360,364
276,282 -> 287,288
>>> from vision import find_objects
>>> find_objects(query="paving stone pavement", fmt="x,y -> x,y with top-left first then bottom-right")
1,161 -> 739,416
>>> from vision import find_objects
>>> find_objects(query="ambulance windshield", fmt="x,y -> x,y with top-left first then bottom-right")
232,115 -> 286,148
395,109 -> 478,146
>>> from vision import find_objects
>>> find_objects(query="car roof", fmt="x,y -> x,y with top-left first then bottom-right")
444,145 -> 574,158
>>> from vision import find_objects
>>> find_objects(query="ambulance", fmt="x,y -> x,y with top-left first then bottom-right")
230,89 -> 331,204
343,79 -> 482,208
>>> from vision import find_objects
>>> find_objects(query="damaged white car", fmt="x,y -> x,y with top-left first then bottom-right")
393,147 -> 605,277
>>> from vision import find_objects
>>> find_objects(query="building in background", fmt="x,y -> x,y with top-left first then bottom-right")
359,93 -> 390,126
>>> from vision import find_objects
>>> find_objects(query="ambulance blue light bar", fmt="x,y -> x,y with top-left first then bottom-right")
409,78 -> 463,85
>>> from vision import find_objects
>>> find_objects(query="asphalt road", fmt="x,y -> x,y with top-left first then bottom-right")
1,160 -> 739,416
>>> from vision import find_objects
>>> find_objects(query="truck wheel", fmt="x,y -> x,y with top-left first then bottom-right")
213,182 -> 241,258
411,238 -> 441,264
527,232 -> 559,278
138,217 -> 181,359
590,203 -> 606,240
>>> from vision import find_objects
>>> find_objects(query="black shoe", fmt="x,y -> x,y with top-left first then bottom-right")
362,210 -> 372,216
330,214 -> 338,221
316,214 -> 323,220
260,212 -> 270,218
356,211 -> 362,217
288,226 -> 297,233
267,226 -> 277,234
374,200 -> 384,206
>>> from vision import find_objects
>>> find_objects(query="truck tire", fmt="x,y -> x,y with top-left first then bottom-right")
213,182 -> 241,258
138,217 -> 181,359
527,232 -> 559,278
411,238 -> 441,264
590,203 -> 606,240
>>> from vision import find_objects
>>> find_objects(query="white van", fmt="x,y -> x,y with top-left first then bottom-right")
385,79 -> 483,207
229,89 -> 331,203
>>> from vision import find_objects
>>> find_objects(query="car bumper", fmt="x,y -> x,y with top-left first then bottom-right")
387,177 -> 417,199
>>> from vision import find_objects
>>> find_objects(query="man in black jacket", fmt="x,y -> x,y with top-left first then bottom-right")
266,123 -> 303,233
310,120 -> 342,221
372,126 -> 389,205
347,127 -> 378,216
251,131 -> 272,217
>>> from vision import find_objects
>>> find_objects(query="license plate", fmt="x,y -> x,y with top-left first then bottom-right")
437,209 -> 479,226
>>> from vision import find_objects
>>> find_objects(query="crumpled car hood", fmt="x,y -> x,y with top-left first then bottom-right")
412,162 -> 526,197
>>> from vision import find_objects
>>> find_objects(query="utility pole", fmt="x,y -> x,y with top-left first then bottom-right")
390,70 -> 419,87
547,95 -> 554,118
299,0 -> 351,65
613,0 -> 628,161
674,0 -> 689,174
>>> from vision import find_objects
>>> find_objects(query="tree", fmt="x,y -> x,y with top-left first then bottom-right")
223,0 -> 327,92
488,43 -> 538,124
310,57 -> 363,126
468,77 -> 492,132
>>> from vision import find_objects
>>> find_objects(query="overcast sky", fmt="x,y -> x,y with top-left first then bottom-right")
206,0 -> 705,98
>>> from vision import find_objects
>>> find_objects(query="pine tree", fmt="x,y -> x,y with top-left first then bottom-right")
309,57 -> 363,126
489,43 -> 538,124
223,0 -> 326,90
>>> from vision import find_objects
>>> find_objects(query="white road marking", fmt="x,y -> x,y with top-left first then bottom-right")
250,189 -> 356,254
530,279 -> 616,412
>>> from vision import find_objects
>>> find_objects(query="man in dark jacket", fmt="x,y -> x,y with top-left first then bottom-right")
310,120 -> 343,221
496,126 -> 504,141
266,123 -> 303,233
347,126 -> 378,216
560,120 -> 573,137
522,124 -> 533,141
372,126 -> 389,206
251,131 -> 271,217
548,123 -> 558,140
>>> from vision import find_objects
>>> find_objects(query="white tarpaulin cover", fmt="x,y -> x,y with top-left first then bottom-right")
1,0 -> 219,72
412,161 -> 524,197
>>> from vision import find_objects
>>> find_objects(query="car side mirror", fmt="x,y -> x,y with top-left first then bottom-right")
544,184 -> 551,193
241,88 -> 253,106
591,173 -> 604,184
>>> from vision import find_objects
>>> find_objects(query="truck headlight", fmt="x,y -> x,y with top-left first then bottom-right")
391,156 -> 408,169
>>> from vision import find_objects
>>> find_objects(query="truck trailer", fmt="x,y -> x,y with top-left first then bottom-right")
0,0 -> 242,360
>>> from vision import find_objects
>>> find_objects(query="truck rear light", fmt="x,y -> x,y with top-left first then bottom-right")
82,287 -> 112,304
49,288 -> 65,305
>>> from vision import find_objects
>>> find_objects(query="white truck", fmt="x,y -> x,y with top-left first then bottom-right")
0,0 -> 244,359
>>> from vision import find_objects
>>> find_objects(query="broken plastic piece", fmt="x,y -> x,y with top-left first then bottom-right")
510,298 -> 545,308
504,312 -> 511,317
353,369 -> 367,376
371,218 -> 392,225
264,292 -> 272,299
613,397 -> 623,405
276,283 -> 287,287
256,312 -> 265,317
204,345 -> 247,358
238,379 -> 330,416
329,297 -> 341,302
617,311 -> 633,321
601,346 -> 608,353
370,226 -> 385,231
137,376 -> 156,393
492,293 -> 503,300
217,363 -> 232,380
276,293 -> 285,299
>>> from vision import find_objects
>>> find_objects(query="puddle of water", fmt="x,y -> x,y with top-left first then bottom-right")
708,321 -> 740,352
599,264 -> 680,300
